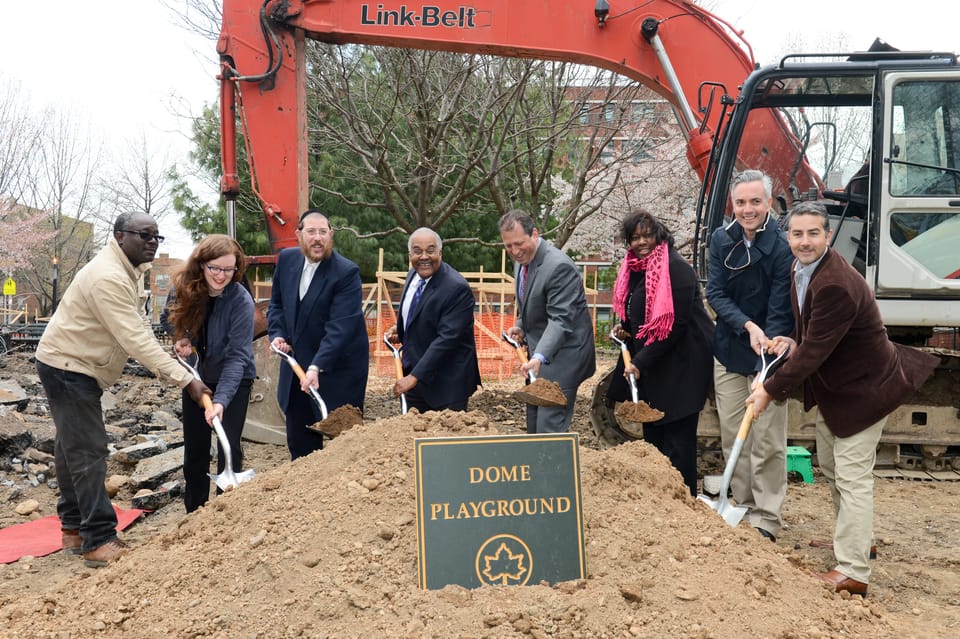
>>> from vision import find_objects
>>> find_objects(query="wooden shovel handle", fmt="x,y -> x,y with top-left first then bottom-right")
288,362 -> 308,382
619,345 -> 632,369
735,404 -> 755,440
201,393 -> 214,413
513,345 -> 529,365
393,357 -> 404,381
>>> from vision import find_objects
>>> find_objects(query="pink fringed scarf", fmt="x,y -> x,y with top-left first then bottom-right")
612,242 -> 674,345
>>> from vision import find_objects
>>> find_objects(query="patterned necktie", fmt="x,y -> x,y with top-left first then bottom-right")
405,279 -> 426,328
518,264 -> 528,301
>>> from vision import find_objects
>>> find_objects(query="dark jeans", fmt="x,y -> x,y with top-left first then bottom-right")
181,379 -> 253,512
36,360 -> 118,552
642,412 -> 700,496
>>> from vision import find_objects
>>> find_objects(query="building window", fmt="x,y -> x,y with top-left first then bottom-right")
604,102 -> 616,122
624,139 -> 655,161
631,102 -> 657,122
599,141 -> 617,164
578,103 -> 590,125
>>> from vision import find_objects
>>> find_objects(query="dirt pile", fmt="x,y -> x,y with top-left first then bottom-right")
0,407 -> 893,639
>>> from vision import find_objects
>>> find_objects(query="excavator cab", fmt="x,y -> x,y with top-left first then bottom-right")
685,50 -> 960,468
698,50 -> 960,311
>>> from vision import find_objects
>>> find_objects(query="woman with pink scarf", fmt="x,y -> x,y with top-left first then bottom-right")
606,209 -> 714,495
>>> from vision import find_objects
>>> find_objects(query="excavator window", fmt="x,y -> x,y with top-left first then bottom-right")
889,79 -> 960,196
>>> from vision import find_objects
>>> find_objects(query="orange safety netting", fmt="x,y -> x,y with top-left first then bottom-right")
366,309 -> 520,382
362,249 -> 602,383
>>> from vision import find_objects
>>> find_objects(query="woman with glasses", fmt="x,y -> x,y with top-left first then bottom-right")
605,209 -> 714,496
705,169 -> 794,542
161,235 -> 256,512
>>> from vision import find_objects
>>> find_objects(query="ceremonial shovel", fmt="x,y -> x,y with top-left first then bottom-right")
269,342 -> 329,420
697,344 -> 788,526
176,354 -> 255,491
501,332 -> 566,407
608,329 -> 663,436
382,334 -> 408,415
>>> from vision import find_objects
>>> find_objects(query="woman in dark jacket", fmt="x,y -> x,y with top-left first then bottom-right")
606,210 -> 714,495
161,235 -> 256,512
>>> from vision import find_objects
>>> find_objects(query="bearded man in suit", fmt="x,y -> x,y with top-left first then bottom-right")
268,209 -> 369,459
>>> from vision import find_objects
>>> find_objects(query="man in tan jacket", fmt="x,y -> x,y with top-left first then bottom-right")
36,212 -> 209,568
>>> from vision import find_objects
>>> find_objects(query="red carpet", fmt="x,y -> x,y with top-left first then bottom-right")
0,505 -> 144,564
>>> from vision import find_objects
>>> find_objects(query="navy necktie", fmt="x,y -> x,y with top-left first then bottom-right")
406,279 -> 426,328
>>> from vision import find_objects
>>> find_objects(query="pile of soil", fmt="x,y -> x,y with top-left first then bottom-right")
1,351 -> 958,638
1,408 -> 892,639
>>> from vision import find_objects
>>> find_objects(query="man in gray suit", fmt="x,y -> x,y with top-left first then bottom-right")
499,210 -> 596,433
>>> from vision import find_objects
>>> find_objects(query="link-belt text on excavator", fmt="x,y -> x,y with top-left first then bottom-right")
360,4 -> 478,28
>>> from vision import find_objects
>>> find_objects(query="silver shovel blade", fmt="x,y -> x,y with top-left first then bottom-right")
210,471 -> 239,492
210,468 -> 255,492
696,493 -> 748,527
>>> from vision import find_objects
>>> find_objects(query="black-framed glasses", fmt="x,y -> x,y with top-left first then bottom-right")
205,264 -> 239,276
723,239 -> 752,271
120,229 -> 165,244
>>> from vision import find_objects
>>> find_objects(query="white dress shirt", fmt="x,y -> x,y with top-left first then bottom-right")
299,258 -> 320,300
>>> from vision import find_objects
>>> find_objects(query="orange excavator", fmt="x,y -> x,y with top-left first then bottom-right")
218,0 -> 960,470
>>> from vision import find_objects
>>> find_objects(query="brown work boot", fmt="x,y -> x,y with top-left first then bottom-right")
61,528 -> 82,555
82,539 -> 130,568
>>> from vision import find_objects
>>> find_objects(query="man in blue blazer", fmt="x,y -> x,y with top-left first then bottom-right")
387,227 -> 481,411
268,210 -> 369,459
499,210 -> 596,433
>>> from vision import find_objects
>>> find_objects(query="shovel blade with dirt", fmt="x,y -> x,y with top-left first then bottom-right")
501,332 -> 566,407
269,342 -> 361,438
608,329 -> 664,436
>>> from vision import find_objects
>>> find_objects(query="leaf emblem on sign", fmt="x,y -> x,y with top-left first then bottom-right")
481,542 -> 528,585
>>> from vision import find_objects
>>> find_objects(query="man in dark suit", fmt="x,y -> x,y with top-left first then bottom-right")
748,201 -> 939,596
386,227 -> 481,412
268,209 -> 369,459
498,209 -> 596,433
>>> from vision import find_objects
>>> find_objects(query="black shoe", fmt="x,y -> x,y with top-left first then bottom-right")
755,527 -> 777,543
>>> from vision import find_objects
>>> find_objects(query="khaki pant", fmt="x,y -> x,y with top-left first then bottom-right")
714,359 -> 788,536
815,411 -> 885,584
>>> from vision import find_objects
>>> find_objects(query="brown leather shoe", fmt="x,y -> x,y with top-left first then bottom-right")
61,528 -> 82,555
815,569 -> 868,596
82,539 -> 129,568
809,539 -> 877,559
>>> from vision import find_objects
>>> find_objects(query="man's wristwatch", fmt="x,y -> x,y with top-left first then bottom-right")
307,365 -> 321,374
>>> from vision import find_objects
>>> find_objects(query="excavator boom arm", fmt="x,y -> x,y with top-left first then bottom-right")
218,0 -> 818,251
